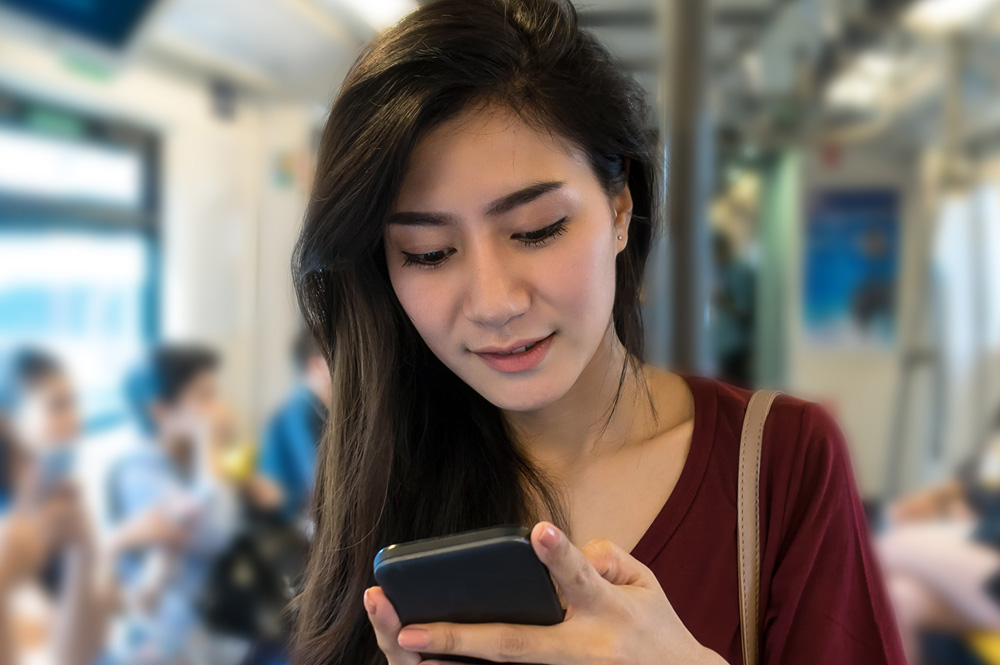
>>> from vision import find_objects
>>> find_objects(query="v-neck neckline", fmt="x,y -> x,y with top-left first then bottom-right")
629,373 -> 718,565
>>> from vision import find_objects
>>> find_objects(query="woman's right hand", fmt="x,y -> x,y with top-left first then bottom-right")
364,586 -> 423,665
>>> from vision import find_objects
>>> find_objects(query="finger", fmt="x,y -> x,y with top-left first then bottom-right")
580,538 -> 656,589
397,621 -> 557,664
365,587 -> 420,665
530,521 -> 606,608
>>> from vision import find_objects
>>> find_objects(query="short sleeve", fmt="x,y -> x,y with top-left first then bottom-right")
112,449 -> 175,521
258,415 -> 288,483
258,411 -> 301,519
761,402 -> 906,664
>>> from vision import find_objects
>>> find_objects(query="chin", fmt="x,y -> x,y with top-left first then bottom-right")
471,374 -> 572,413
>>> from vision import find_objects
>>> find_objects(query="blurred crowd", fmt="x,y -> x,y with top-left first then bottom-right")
3,317 -> 1000,665
0,334 -> 328,665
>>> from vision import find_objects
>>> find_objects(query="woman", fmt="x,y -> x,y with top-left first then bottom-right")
291,1 -> 906,663
0,349 -> 105,665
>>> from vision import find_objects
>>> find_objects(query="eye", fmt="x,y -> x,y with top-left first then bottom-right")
401,247 -> 455,268
514,217 -> 568,247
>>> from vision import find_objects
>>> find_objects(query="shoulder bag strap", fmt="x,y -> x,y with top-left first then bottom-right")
737,389 -> 781,665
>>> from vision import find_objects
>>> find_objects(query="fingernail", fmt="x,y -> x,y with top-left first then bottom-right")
540,523 -> 560,549
398,628 -> 429,650
363,588 -> 376,616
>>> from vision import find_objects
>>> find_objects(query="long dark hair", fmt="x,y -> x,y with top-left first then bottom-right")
291,1 -> 659,662
0,348 -> 64,504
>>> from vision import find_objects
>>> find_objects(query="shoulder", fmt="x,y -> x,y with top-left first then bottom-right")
689,375 -> 853,481
111,441 -> 172,491
267,387 -> 317,429
114,439 -> 165,470
263,394 -> 299,440
694,377 -> 868,542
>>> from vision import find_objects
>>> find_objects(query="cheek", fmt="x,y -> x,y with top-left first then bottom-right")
54,408 -> 79,439
389,270 -> 458,352
537,227 -> 617,326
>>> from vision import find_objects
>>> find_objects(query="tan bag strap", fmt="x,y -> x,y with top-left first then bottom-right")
737,390 -> 780,665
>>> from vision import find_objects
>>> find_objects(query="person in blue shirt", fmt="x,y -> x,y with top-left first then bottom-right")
711,232 -> 756,388
107,345 -> 244,665
257,330 -> 329,524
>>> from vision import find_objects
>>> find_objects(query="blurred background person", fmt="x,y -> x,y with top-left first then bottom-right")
710,231 -> 756,388
105,344 -> 295,665
104,345 -> 244,665
877,399 -> 1000,664
257,329 -> 329,526
0,349 -> 106,665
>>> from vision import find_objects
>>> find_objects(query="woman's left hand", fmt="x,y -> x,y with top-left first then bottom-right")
384,521 -> 726,665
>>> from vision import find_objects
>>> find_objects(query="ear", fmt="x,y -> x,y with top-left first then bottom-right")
306,355 -> 329,377
612,159 -> 633,254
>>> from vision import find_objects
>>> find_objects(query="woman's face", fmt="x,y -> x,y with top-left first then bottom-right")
384,106 -> 632,412
15,373 -> 80,452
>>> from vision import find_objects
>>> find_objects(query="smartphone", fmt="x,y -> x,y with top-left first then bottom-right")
373,524 -> 564,663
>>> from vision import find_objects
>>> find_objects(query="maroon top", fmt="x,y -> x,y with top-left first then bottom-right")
630,375 -> 906,664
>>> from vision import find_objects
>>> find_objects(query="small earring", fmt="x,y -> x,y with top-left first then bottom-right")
617,234 -> 623,240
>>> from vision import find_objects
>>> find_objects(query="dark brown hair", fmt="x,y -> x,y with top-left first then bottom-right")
0,348 -> 64,503
291,1 -> 659,662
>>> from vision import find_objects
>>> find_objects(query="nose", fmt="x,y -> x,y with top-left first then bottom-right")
461,242 -> 530,328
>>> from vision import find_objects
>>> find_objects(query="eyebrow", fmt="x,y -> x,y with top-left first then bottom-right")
386,180 -> 565,226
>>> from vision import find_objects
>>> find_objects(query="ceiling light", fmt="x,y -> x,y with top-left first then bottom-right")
903,0 -> 998,34
825,72 -> 881,109
338,0 -> 417,30
854,53 -> 896,80
823,51 -> 901,110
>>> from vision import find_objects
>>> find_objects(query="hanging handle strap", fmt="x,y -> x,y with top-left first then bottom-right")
737,390 -> 780,665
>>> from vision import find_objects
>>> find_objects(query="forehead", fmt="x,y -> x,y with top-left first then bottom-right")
392,105 -> 594,214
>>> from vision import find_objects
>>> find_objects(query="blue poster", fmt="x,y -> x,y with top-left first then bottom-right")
803,189 -> 900,347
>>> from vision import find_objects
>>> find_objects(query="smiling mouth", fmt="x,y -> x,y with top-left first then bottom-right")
471,333 -> 556,374
495,340 -> 542,355
472,333 -> 554,356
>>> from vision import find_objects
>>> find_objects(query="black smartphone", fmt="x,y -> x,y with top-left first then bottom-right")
373,524 -> 564,664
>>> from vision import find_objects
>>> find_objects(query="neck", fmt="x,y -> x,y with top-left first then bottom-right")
305,376 -> 331,410
160,434 -> 193,474
502,323 -> 652,475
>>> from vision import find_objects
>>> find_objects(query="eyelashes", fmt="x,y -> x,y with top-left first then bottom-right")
400,217 -> 569,269
401,248 -> 455,268
515,217 -> 569,247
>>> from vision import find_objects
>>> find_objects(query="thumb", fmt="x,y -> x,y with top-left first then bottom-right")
581,538 -> 655,588
531,522 -> 607,608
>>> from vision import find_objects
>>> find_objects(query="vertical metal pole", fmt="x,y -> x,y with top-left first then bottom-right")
884,36 -> 965,497
643,0 -> 674,369
665,0 -> 713,373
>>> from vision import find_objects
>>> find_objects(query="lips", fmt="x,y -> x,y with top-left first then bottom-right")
472,333 -> 555,374
501,342 -> 536,354
472,334 -> 553,355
